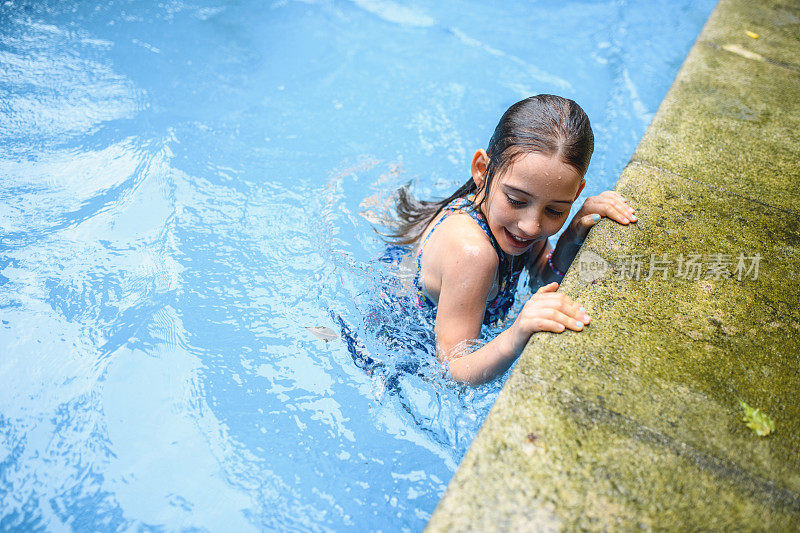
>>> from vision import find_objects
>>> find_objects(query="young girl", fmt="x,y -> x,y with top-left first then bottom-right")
385,94 -> 637,385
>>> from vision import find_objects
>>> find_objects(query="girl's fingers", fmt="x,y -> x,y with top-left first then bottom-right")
526,295 -> 591,324
553,300 -> 591,324
527,318 -> 567,334
609,191 -> 626,201
613,206 -> 631,224
604,204 -> 635,224
590,192 -> 637,223
601,191 -> 626,203
535,281 -> 559,294
537,308 -> 587,330
580,213 -> 601,229
521,312 -> 585,334
611,195 -> 637,221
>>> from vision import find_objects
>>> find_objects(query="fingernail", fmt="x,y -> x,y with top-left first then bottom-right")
622,217 -> 629,223
576,320 -> 584,328
591,214 -> 600,222
630,214 -> 638,220
583,314 -> 590,322
579,306 -> 586,313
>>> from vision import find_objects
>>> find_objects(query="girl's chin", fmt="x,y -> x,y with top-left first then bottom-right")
504,246 -> 534,256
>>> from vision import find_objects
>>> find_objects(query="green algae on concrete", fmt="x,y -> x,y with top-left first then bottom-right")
632,0 -> 800,215
427,164 -> 800,531
427,0 -> 800,530
699,0 -> 800,71
633,41 -> 800,214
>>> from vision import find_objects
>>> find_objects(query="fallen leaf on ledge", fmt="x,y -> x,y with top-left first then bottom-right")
740,400 -> 775,436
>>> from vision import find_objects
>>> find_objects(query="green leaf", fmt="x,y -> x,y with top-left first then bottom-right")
739,400 -> 775,437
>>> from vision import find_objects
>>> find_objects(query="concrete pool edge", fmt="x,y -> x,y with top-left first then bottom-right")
426,0 -> 800,530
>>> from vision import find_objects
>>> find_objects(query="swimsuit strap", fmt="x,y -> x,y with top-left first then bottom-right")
415,197 -> 476,259
444,196 -> 517,285
413,197 -> 471,306
412,195 -> 531,324
413,196 -> 516,311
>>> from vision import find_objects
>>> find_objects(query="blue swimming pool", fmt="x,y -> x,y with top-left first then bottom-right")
1,0 -> 716,530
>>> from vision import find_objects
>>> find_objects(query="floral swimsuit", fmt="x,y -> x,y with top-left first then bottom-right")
413,196 -> 526,325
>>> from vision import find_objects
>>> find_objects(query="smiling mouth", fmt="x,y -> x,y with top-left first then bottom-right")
504,228 -> 534,249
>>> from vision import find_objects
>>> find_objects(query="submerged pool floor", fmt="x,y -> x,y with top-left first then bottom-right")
0,0 -> 715,530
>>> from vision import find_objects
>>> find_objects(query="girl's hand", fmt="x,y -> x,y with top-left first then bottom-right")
509,282 -> 591,355
568,191 -> 637,244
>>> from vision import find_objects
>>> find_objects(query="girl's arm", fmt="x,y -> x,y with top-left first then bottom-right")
528,239 -> 570,287
434,242 -> 590,386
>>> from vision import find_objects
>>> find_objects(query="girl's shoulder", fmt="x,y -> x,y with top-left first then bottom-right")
418,210 -> 500,308
437,210 -> 494,248
421,209 -> 499,274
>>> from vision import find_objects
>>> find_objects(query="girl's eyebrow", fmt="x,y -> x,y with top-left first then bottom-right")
503,184 -> 573,204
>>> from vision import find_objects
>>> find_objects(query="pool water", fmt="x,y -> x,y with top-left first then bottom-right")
1,0 -> 716,530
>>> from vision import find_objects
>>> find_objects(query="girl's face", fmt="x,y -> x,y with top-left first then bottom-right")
474,150 -> 585,256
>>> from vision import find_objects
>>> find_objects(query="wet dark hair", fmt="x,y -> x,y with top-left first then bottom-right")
383,94 -> 594,246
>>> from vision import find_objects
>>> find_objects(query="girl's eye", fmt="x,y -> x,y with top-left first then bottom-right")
506,195 -> 525,207
546,207 -> 565,217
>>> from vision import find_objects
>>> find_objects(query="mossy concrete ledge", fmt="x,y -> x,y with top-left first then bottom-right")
427,0 -> 800,530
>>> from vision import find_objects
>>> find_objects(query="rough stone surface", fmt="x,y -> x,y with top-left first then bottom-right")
699,0 -> 800,71
634,5 -> 800,214
427,0 -> 800,530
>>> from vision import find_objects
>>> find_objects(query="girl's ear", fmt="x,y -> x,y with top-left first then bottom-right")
471,149 -> 489,189
573,178 -> 586,201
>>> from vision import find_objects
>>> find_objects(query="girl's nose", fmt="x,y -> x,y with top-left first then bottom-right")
519,215 -> 541,238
